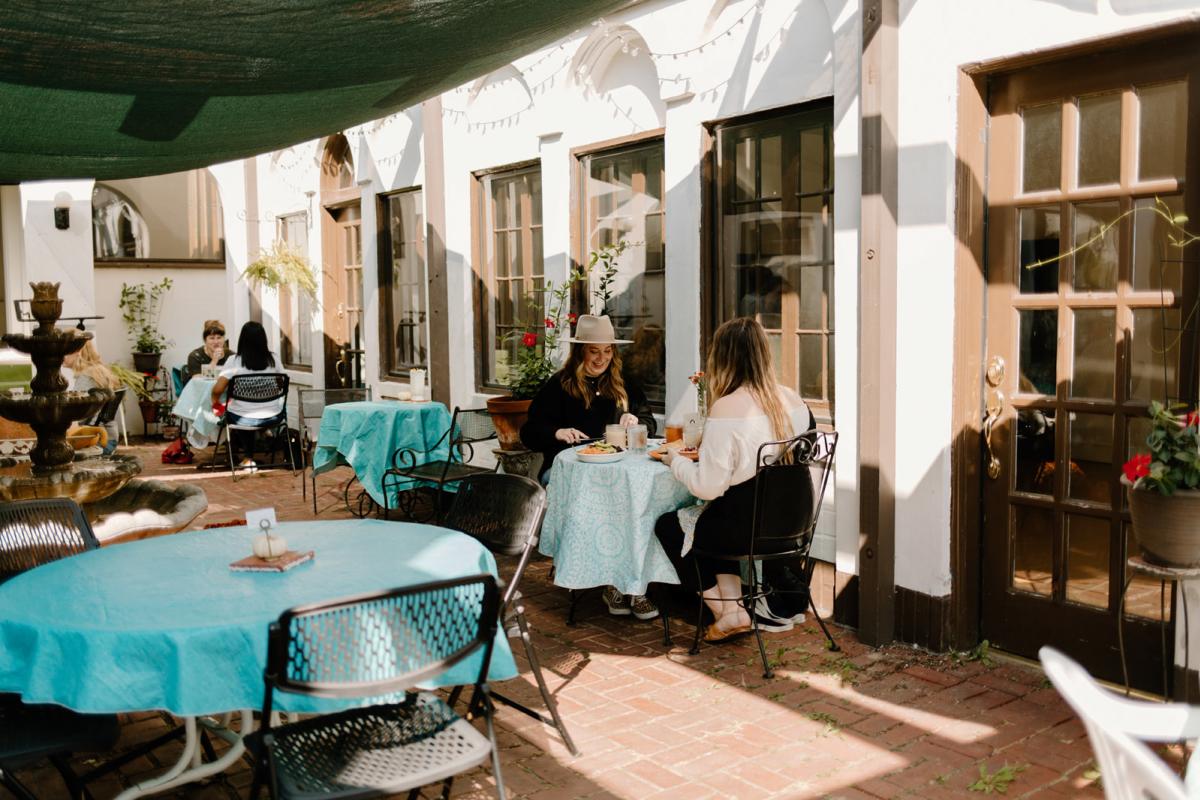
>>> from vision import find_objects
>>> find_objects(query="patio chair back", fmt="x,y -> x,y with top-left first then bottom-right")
228,372 -> 290,410
750,429 -> 837,558
297,387 -> 371,445
264,574 -> 500,700
89,386 -> 127,427
0,499 -> 98,581
1040,646 -> 1189,800
443,474 -> 546,606
449,407 -> 496,461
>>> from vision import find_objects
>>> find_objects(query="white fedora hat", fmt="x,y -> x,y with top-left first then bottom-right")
567,314 -> 632,345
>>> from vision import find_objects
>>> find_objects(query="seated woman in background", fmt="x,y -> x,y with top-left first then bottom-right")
64,339 -> 123,454
183,320 -> 228,383
654,317 -> 814,643
520,314 -> 658,620
210,321 -> 283,472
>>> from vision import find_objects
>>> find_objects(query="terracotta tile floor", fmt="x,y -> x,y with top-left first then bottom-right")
8,439 -> 1146,798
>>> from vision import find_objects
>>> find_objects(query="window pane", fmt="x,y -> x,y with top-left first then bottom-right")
1077,92 -> 1121,187
735,137 -> 755,201
799,195 -> 824,264
798,266 -> 825,330
800,127 -> 826,195
1124,523 -> 1166,621
93,170 -> 225,260
1068,413 -> 1112,505
1015,407 -> 1056,495
1019,206 -> 1060,294
1073,201 -> 1119,292
584,143 -> 666,413
383,191 -> 426,375
1022,103 -> 1062,193
1132,195 -> 1184,293
1129,307 -> 1180,404
1072,308 -> 1115,399
278,212 -> 311,368
1138,81 -> 1187,182
798,334 -> 825,400
1019,309 -> 1057,395
760,135 -> 782,199
1012,505 -> 1055,597
480,168 -> 540,386
1066,515 -> 1110,608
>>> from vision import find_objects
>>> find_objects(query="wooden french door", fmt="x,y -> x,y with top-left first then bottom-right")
321,202 -> 364,388
981,38 -> 1200,689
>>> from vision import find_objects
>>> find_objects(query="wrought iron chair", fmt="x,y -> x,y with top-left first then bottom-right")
247,575 -> 505,800
0,499 -> 123,799
443,474 -> 579,756
678,430 -> 840,677
84,386 -> 127,449
380,406 -> 498,522
1040,646 -> 1196,799
296,387 -> 371,514
212,373 -> 296,480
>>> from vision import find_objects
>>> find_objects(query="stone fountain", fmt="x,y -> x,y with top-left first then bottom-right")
0,283 -> 205,541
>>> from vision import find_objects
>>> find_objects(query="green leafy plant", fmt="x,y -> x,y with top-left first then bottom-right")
118,278 -> 173,354
1123,401 -> 1200,495
967,763 -> 1027,794
110,364 -> 154,401
242,242 -> 319,302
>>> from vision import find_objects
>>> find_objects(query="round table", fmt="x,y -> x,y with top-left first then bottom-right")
170,375 -> 220,447
539,445 -> 696,596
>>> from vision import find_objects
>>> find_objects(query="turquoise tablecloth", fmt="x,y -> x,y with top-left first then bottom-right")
171,376 -> 220,447
313,401 -> 452,506
0,520 -> 516,716
539,447 -> 696,595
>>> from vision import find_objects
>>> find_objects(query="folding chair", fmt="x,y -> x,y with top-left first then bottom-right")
211,373 -> 296,480
381,406 -> 497,522
84,387 -> 126,450
297,387 -> 371,514
0,498 -> 99,582
443,474 -> 578,755
674,429 -> 840,677
1040,646 -> 1198,799
247,575 -> 505,800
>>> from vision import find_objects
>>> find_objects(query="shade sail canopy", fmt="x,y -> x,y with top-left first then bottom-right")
0,0 -> 627,181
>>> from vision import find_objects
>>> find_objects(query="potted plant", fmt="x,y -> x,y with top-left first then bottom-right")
242,242 -> 319,302
1123,401 -> 1200,568
111,363 -> 159,425
119,278 -> 173,373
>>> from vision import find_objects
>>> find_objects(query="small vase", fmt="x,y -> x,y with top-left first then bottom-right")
1129,487 -> 1200,568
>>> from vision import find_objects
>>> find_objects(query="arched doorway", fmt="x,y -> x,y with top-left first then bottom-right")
319,134 -> 364,388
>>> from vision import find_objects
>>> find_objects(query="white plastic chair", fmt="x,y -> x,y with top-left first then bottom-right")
1040,646 -> 1199,799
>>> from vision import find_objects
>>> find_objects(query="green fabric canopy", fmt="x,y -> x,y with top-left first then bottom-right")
0,1 -> 627,181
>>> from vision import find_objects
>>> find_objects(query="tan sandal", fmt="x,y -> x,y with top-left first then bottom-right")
703,621 -> 752,643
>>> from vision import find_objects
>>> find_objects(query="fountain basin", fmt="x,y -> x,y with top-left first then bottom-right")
0,454 -> 140,503
87,479 -> 208,545
0,390 -> 109,426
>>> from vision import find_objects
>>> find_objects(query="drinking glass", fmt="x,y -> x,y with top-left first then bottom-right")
683,420 -> 703,450
665,424 -> 683,443
627,424 -> 648,452
605,424 -> 627,448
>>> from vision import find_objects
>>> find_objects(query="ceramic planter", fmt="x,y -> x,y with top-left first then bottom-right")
132,352 -> 162,374
1129,487 -> 1200,568
486,396 -> 531,451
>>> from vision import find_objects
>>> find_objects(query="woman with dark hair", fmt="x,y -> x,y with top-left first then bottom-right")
654,317 -> 814,643
210,321 -> 282,471
521,314 -> 658,618
183,319 -> 228,383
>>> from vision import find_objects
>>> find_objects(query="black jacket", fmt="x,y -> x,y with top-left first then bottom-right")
520,373 -> 656,479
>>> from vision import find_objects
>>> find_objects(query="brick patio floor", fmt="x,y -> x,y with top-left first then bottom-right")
9,439 -> 1132,798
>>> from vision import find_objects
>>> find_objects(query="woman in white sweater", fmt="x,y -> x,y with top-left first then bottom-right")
655,318 -> 813,642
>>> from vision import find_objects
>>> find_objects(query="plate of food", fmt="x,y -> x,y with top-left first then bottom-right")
575,441 -> 625,463
649,440 -> 699,462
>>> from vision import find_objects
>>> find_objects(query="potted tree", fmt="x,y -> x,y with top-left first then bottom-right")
119,278 -> 173,373
1124,401 -> 1200,568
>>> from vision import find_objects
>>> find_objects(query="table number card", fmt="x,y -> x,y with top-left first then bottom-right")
245,507 -> 277,529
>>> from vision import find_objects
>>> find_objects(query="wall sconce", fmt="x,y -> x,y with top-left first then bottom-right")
53,191 -> 71,230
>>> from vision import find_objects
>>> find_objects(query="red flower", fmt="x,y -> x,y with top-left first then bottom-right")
1186,410 -> 1200,428
522,332 -> 538,347
1123,453 -> 1152,483
567,312 -> 578,324
544,317 -> 556,328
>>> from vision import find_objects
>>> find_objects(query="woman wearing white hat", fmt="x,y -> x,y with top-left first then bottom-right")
521,314 -> 659,619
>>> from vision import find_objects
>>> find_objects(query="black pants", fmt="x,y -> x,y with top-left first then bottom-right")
226,413 -> 279,463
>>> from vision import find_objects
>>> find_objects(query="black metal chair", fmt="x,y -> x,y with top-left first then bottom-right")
0,499 -> 123,799
682,430 -> 840,678
296,387 -> 371,514
381,407 -> 498,522
247,575 -> 505,800
212,373 -> 296,480
442,474 -> 578,756
82,386 -> 126,449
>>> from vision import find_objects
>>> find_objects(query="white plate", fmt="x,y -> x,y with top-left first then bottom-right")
575,446 -> 625,464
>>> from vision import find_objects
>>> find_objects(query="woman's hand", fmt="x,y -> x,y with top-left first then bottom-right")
555,428 -> 589,444
210,344 -> 224,363
660,447 -> 676,466
619,413 -> 638,427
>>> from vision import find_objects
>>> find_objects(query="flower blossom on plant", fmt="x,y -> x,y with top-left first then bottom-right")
544,317 -> 555,329
522,332 -> 537,347
1186,410 -> 1200,428
567,312 -> 578,324
1122,453 -> 1152,483
688,370 -> 705,385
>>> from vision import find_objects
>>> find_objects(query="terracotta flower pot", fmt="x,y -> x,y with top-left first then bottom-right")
486,396 -> 531,451
1129,487 -> 1200,568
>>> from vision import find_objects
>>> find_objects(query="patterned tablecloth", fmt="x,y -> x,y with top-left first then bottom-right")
0,520 -> 517,716
171,376 -> 220,447
539,446 -> 697,595
312,401 -> 452,506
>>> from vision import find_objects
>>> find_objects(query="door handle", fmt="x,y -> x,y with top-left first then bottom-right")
336,302 -> 345,320
983,388 -> 1004,480
335,347 -> 347,387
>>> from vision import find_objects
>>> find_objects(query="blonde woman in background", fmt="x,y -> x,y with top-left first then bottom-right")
64,339 -> 123,454
655,318 -> 814,642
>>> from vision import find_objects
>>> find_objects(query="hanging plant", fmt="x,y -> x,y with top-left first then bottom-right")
242,242 -> 319,303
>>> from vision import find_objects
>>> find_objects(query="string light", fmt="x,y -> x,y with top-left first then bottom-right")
645,1 -> 761,60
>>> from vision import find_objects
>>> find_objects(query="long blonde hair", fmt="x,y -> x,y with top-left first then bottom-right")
559,343 -> 629,411
706,318 -> 793,442
73,340 -> 121,390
